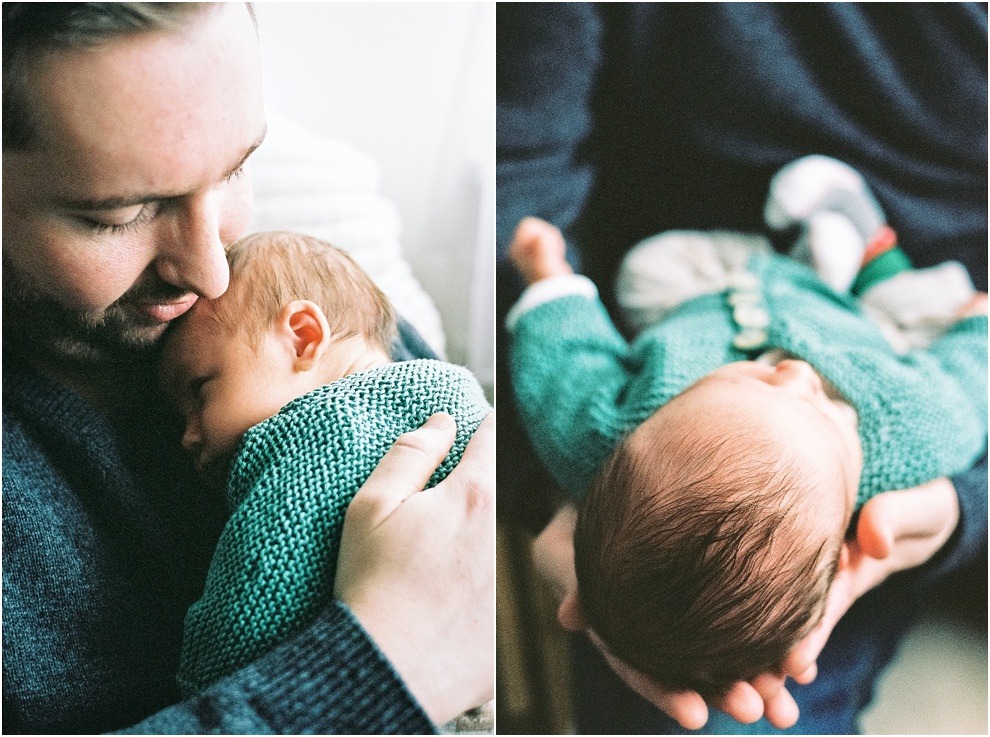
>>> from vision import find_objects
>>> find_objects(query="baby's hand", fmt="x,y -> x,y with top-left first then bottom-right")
509,217 -> 573,284
956,292 -> 988,319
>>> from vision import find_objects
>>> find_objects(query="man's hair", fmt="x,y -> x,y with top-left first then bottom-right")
573,417 -> 843,698
2,3 -> 255,149
212,231 -> 397,354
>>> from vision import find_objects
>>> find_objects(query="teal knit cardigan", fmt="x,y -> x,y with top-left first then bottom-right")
509,254 -> 988,502
178,359 -> 491,695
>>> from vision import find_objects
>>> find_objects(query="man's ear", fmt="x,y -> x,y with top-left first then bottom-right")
558,589 -> 588,632
276,300 -> 331,372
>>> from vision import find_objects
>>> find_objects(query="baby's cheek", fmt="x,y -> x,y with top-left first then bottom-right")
207,407 -> 247,455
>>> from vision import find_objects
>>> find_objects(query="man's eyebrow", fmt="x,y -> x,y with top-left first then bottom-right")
57,125 -> 268,211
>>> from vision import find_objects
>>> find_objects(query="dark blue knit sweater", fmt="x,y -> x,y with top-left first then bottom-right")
2,340 -> 435,734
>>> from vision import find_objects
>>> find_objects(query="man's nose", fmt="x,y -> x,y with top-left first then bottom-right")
770,359 -> 823,397
155,193 -> 230,300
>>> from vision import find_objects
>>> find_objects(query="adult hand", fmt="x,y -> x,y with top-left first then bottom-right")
778,477 -> 960,681
531,478 -> 960,730
532,505 -> 755,730
334,412 -> 495,725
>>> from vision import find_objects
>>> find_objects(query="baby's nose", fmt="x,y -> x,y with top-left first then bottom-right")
772,359 -> 823,396
181,420 -> 204,456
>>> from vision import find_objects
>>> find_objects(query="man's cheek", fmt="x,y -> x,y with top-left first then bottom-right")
37,231 -> 151,311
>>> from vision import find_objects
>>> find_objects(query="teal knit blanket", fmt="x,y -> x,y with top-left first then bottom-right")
510,253 -> 988,502
178,359 -> 491,695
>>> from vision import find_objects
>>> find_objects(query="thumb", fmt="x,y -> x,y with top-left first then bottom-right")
557,589 -> 587,631
857,502 -> 893,560
347,413 -> 457,527
857,480 -> 958,558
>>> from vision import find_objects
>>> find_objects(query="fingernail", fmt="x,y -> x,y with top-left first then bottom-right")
424,413 -> 455,430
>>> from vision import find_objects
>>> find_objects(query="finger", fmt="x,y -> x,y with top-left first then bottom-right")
713,681 -> 764,724
792,662 -> 817,685
762,686 -> 800,729
781,619 -> 830,678
347,413 -> 457,525
509,218 -> 544,261
781,566 -> 855,676
861,480 -> 956,549
433,411 -> 494,511
750,673 -> 785,702
512,216 -> 554,246
557,591 -> 587,632
587,630 -> 709,730
657,691 -> 709,731
531,505 -> 579,601
857,501 -> 893,560
450,411 -> 494,475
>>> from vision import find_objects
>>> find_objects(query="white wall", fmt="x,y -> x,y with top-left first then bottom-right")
252,2 -> 494,388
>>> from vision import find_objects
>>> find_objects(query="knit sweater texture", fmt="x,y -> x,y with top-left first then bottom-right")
179,359 -> 491,694
510,253 -> 988,501
2,342 -> 437,734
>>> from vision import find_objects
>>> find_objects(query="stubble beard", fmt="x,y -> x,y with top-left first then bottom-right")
3,256 -> 175,366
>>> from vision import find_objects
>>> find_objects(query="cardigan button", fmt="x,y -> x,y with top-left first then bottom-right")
733,329 -> 768,351
733,304 -> 770,329
727,290 -> 760,306
727,271 -> 760,291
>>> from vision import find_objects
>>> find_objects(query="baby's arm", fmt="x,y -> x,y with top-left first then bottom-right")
858,311 -> 989,504
917,311 -> 988,437
507,218 -> 637,495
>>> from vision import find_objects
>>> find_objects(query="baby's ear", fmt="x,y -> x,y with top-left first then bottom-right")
277,300 -> 331,372
557,589 -> 588,632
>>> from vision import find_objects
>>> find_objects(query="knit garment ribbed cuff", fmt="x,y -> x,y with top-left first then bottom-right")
244,601 -> 437,735
505,273 -> 598,331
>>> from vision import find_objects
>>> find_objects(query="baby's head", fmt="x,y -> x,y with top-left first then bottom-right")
573,359 -> 862,697
160,231 -> 396,480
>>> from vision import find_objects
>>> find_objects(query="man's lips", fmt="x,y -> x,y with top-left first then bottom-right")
130,294 -> 198,322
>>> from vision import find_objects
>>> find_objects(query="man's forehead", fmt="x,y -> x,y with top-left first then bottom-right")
22,3 -> 264,202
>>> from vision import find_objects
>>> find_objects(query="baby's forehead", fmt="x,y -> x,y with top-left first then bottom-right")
644,382 -> 834,480
161,302 -> 232,374
654,379 -> 849,499
661,377 -> 787,432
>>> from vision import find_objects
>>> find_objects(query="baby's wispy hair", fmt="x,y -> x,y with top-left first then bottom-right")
211,231 -> 397,353
574,413 -> 844,698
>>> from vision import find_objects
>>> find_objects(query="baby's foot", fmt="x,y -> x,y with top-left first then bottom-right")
764,155 -> 887,293
509,216 -> 573,284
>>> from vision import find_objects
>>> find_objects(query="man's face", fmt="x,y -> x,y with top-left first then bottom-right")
2,4 -> 267,351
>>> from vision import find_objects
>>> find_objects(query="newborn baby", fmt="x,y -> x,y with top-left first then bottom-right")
160,231 -> 490,695
506,158 -> 987,697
